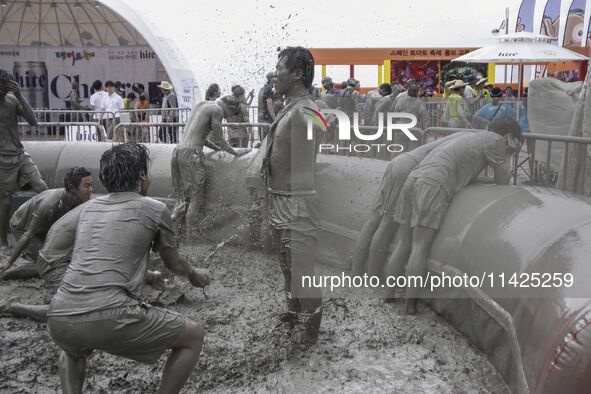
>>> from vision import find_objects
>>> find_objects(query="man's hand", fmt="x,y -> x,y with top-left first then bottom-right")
5,80 -> 21,97
506,135 -> 521,154
149,271 -> 167,290
249,89 -> 255,97
188,268 -> 210,288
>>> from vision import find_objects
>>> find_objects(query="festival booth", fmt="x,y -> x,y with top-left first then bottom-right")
309,47 -> 479,95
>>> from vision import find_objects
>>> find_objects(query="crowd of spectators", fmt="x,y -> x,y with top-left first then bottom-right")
62,71 -> 536,149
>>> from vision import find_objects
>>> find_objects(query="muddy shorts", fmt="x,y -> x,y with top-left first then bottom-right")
0,152 -> 44,194
268,189 -> 320,255
48,303 -> 186,364
372,155 -> 419,218
171,146 -> 205,202
393,177 -> 451,231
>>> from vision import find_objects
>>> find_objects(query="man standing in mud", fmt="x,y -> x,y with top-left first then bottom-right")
0,70 -> 48,251
171,101 -> 249,240
261,47 -> 323,346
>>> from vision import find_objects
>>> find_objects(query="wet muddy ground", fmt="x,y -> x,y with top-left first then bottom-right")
0,242 -> 508,393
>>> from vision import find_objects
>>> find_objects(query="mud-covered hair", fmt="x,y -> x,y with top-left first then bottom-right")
64,167 -> 91,192
0,69 -> 14,83
99,143 -> 150,192
205,83 -> 220,101
277,46 -> 315,89
488,117 -> 524,145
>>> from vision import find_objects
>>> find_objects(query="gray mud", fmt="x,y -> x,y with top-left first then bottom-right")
0,243 -> 508,393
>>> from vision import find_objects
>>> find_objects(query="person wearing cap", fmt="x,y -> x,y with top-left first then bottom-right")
473,86 -> 530,135
442,80 -> 470,128
463,75 -> 483,120
158,81 -> 178,143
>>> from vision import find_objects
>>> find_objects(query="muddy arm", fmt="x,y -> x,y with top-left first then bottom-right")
159,246 -> 210,288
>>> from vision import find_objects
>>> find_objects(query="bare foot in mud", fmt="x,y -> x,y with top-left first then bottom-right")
0,297 -> 15,315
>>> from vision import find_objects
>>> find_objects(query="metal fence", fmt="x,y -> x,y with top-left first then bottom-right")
112,121 -> 271,146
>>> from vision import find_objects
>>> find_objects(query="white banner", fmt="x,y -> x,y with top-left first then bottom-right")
0,46 -> 159,109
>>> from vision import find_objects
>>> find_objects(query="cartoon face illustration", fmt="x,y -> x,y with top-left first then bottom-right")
563,10 -> 585,46
516,17 -> 526,33
541,16 -> 560,41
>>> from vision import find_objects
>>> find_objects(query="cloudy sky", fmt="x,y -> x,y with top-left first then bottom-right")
118,0 -> 523,95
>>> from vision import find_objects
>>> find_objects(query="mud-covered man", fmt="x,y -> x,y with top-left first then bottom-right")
261,46 -> 323,346
0,70 -> 48,250
0,167 -> 92,280
47,143 -> 210,393
171,101 -> 249,240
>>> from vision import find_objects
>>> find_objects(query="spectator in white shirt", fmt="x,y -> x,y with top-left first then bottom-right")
89,80 -> 107,141
101,80 -> 124,141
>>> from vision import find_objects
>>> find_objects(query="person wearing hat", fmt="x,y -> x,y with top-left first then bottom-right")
442,80 -> 470,128
475,77 -> 488,108
463,75 -> 483,120
158,81 -> 178,143
481,81 -> 494,105
443,79 -> 461,98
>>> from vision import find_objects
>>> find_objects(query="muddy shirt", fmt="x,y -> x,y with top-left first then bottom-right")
408,131 -> 506,195
404,132 -> 467,164
9,188 -> 69,236
48,192 -> 176,316
37,203 -> 85,286
0,93 -> 25,156
394,96 -> 428,129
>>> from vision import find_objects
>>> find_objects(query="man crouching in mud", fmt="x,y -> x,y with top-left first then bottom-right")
47,143 -> 210,394
261,46 -> 323,346
171,100 -> 249,240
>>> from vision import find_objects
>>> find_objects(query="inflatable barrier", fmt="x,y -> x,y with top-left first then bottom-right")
23,141 -> 591,393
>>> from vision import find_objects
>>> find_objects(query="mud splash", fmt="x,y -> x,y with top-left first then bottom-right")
0,242 -> 507,393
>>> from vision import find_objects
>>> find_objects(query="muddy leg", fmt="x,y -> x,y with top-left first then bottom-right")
0,193 -> 11,247
383,223 -> 412,300
366,217 -> 398,278
158,319 -> 204,394
1,262 -> 39,280
0,300 -> 49,322
351,211 -> 382,275
58,351 -> 86,394
404,226 -> 436,315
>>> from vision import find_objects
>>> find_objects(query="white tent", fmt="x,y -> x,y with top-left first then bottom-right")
0,0 -> 198,106
453,32 -> 588,97
454,32 -> 589,64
